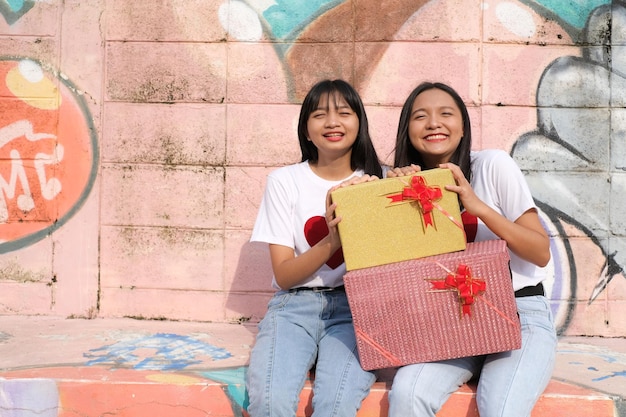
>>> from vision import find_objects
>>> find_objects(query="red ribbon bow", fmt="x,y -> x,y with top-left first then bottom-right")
429,264 -> 486,317
386,176 -> 442,228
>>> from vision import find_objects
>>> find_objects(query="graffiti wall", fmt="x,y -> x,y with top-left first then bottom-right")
0,0 -> 624,338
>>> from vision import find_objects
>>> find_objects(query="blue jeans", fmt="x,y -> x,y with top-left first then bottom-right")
388,295 -> 557,417
246,289 -> 376,417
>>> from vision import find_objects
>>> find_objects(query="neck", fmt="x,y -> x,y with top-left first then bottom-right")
422,155 -> 446,170
310,153 -> 354,181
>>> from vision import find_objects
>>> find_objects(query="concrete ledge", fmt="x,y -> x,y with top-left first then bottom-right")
299,379 -> 617,417
0,368 -> 618,417
0,317 -> 623,417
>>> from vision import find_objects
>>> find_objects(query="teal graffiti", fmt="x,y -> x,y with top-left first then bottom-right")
0,0 -> 35,24
202,367 -> 249,417
6,0 -> 24,12
263,0 -> 344,40
533,0 -> 609,29
522,0 -> 611,34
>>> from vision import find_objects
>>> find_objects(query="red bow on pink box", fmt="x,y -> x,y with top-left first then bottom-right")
429,264 -> 486,317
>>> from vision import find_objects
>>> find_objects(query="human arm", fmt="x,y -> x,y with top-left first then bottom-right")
270,174 -> 379,289
440,162 -> 550,267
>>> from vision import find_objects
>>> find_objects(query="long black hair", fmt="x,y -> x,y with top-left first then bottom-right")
297,79 -> 383,178
394,82 -> 472,182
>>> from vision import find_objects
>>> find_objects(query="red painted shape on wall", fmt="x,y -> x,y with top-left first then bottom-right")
0,58 -> 98,252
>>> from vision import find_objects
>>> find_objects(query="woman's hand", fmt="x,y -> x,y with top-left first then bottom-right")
337,174 -> 379,187
324,189 -> 343,254
439,162 -> 487,217
440,162 -> 550,267
386,164 -> 421,178
325,174 -> 379,248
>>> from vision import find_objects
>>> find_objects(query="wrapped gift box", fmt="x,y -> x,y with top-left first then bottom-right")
331,169 -> 466,270
344,239 -> 521,371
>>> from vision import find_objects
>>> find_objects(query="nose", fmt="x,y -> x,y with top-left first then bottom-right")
426,115 -> 441,129
325,111 -> 340,127
325,118 -> 339,128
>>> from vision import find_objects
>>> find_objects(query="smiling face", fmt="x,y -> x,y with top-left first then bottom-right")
306,92 -> 359,162
408,88 -> 464,168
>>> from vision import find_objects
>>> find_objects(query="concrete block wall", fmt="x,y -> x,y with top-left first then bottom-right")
0,0 -> 625,338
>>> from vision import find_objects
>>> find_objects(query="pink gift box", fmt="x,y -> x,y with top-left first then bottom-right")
344,240 -> 521,371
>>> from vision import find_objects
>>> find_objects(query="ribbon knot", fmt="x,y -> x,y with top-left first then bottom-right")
429,264 -> 486,317
386,176 -> 443,228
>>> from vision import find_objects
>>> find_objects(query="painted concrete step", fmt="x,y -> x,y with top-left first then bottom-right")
351,379 -> 618,417
0,367 -> 618,417
0,317 -> 623,416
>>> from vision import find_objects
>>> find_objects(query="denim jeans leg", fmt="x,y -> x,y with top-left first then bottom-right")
311,292 -> 376,417
388,356 -> 483,417
246,291 -> 321,417
476,295 -> 557,417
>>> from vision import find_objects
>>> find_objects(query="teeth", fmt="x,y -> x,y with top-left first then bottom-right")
425,135 -> 446,140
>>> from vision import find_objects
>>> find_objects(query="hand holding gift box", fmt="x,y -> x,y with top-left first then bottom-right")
331,168 -> 466,270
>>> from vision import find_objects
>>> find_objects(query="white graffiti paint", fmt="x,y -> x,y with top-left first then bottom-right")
218,0 -> 263,42
17,59 -> 44,83
496,2 -> 536,38
0,120 -> 62,221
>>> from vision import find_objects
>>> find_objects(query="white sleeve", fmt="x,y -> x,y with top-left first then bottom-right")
250,171 -> 296,248
489,150 -> 537,222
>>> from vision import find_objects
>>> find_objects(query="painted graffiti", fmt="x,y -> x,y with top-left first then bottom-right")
2,0 -> 626,415
201,367 -> 250,417
213,0 -> 622,334
1,0 -> 623,335
512,1 -> 626,314
0,0 -> 35,25
0,58 -> 98,253
1,333 -> 245,416
3,337 -> 626,415
83,333 -> 232,371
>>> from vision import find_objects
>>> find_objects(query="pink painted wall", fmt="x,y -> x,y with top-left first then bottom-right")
0,0 -> 624,337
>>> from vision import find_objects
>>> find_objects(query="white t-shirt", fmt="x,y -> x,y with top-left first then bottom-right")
251,161 -> 363,289
466,149 -> 546,291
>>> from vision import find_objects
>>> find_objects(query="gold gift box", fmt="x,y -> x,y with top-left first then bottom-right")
331,168 -> 466,270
